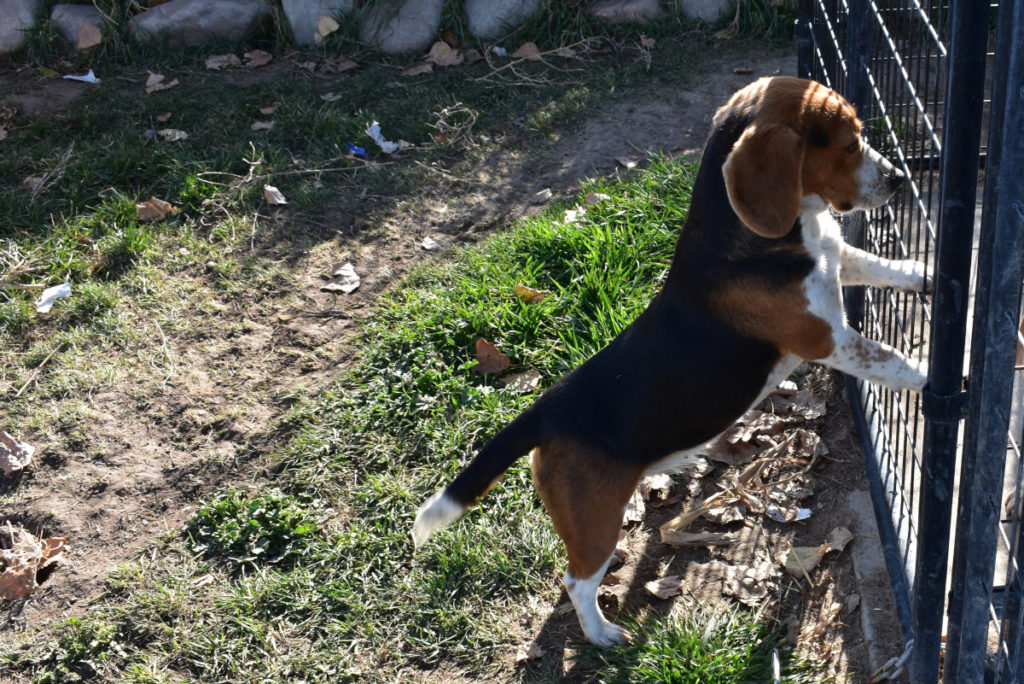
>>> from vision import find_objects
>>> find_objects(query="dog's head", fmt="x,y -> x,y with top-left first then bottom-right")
717,76 -> 905,238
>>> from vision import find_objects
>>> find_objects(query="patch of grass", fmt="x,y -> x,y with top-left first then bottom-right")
592,603 -> 820,682
185,489 -> 328,566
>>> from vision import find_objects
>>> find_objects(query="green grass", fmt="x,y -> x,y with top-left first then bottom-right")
1,157 -> 819,682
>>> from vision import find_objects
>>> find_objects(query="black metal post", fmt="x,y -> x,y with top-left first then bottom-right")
795,0 -> 813,80
910,0 -> 991,680
842,0 -> 874,332
943,0 -> 1017,680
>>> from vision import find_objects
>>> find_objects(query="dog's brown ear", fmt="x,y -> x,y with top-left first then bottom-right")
722,124 -> 804,238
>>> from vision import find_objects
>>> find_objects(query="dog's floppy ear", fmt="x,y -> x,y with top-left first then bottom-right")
722,124 -> 805,238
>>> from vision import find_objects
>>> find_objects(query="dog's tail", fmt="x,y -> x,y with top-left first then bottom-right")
412,407 -> 543,548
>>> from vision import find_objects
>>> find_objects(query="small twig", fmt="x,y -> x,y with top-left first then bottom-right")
14,344 -> 63,397
155,322 -> 174,388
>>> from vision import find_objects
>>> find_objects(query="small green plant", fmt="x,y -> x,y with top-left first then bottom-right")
185,489 -> 326,566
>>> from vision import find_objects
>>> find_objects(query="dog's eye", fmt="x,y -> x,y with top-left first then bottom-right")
845,142 -> 859,153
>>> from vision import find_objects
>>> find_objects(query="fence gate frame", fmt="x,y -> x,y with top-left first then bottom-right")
796,0 -> 1024,682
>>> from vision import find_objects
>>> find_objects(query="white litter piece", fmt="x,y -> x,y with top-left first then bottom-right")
263,185 -> 287,205
491,46 -> 508,57
421,236 -> 441,251
62,69 -> 100,83
365,121 -> 410,154
35,282 -> 71,313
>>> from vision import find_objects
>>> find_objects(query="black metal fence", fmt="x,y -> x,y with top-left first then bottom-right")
796,1 -> 1024,681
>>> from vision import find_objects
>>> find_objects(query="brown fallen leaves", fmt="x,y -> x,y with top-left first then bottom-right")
0,524 -> 67,600
0,431 -> 34,475
471,338 -> 511,375
136,196 -> 178,222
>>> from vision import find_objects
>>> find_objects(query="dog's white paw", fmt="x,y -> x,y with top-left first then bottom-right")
584,620 -> 631,648
902,259 -> 930,292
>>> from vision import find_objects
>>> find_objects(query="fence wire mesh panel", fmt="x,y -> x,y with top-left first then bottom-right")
797,1 -> 1024,682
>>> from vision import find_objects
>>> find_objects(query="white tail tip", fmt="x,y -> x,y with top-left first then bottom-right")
412,490 -> 464,548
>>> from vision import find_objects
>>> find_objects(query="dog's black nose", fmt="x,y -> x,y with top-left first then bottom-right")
886,166 -> 907,193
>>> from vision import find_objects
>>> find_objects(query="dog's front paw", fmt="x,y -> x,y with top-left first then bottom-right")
585,621 -> 631,648
903,259 -> 930,293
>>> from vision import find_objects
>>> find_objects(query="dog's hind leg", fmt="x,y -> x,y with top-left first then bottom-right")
531,441 -> 641,647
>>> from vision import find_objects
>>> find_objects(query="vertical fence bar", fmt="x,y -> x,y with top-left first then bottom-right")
910,0 -> 990,680
842,0 -> 874,333
943,0 -> 1016,679
795,0 -> 813,79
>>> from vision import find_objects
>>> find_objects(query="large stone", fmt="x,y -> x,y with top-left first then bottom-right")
465,0 -> 540,40
0,0 -> 40,55
358,0 -> 444,54
677,0 -> 734,23
51,4 -> 103,43
590,0 -> 662,24
282,0 -> 354,46
128,0 -> 273,47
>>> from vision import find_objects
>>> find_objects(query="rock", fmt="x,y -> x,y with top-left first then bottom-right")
282,0 -> 354,46
51,3 -> 103,42
128,0 -> 273,47
590,0 -> 662,23
465,0 -> 540,40
0,0 -> 39,55
358,0 -> 444,54
677,0 -> 734,23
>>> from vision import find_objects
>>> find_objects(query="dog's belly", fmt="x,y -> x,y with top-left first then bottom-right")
643,352 -> 802,476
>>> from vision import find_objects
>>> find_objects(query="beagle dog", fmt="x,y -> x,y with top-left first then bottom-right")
413,76 -> 928,647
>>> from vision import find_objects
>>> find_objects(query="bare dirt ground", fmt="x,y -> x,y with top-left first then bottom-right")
1,42 -> 907,681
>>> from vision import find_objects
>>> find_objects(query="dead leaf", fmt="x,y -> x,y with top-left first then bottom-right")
645,575 -> 683,599
0,525 -> 67,600
323,57 -> 359,74
317,14 -> 340,37
639,473 -> 673,501
205,53 -> 241,70
259,105 -> 278,116
0,127 -> 7,142
0,432 -> 34,475
136,196 -> 178,222
616,156 -> 639,169
158,129 -> 188,142
421,236 -> 441,251
515,642 -> 543,665
156,112 -> 172,123
145,72 -> 179,94
585,192 -> 611,205
426,40 -> 463,67
321,262 -> 360,294
498,369 -> 542,394
251,121 -> 274,131
512,42 -> 542,61
320,92 -> 342,102
703,503 -> 746,525
660,530 -> 735,547
402,62 -> 433,77
263,185 -> 287,205
514,284 -> 550,304
640,34 -> 656,49
76,21 -> 102,51
659,491 -> 732,538
463,49 -> 483,64
244,50 -> 273,68
783,527 -> 854,579
440,30 -> 459,48
471,338 -> 511,375
554,46 -> 575,58
21,176 -> 43,194
623,489 -> 645,524
705,435 -> 757,466
765,504 -> 811,523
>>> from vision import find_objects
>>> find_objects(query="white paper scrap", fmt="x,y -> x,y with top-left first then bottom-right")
35,282 -> 71,313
